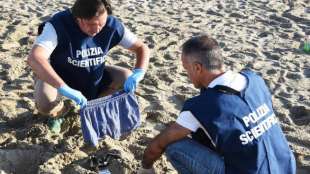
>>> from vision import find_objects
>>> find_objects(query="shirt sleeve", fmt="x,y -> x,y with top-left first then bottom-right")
118,24 -> 137,49
34,22 -> 58,58
176,111 -> 201,132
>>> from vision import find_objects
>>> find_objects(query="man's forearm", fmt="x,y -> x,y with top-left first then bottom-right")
141,123 -> 192,169
142,141 -> 165,168
134,43 -> 150,70
27,54 -> 65,88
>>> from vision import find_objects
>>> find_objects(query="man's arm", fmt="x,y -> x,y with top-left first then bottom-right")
27,45 -> 65,88
27,45 -> 87,107
142,123 -> 192,168
127,39 -> 150,71
122,39 -> 150,93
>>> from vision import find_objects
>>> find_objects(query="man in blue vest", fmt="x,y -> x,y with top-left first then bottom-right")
27,0 -> 149,133
138,35 -> 296,174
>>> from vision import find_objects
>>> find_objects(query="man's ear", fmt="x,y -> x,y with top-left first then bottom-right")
76,18 -> 82,24
193,62 -> 203,74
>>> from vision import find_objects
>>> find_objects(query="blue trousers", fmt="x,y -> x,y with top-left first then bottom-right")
165,138 -> 225,174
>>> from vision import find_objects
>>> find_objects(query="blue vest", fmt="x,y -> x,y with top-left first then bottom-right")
182,70 -> 296,174
49,9 -> 124,99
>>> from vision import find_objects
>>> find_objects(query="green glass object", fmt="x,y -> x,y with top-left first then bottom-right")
303,37 -> 310,54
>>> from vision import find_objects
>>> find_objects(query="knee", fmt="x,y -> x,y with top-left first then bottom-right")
35,100 -> 62,116
111,68 -> 132,88
34,80 -> 60,115
35,102 -> 54,115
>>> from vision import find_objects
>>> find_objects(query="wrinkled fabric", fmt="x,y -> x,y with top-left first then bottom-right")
80,90 -> 140,146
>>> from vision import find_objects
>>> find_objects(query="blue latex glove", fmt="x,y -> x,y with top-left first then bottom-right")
124,68 -> 145,93
57,85 -> 87,107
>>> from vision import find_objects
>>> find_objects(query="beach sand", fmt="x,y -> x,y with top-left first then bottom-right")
0,0 -> 309,173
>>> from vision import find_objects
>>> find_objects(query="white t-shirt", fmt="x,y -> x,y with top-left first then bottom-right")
176,71 -> 247,132
34,22 -> 138,57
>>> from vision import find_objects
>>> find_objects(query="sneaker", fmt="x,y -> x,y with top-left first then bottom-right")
47,100 -> 74,134
47,117 -> 64,134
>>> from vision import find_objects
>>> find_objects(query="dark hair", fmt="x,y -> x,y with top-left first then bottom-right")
182,35 -> 223,71
72,0 -> 112,19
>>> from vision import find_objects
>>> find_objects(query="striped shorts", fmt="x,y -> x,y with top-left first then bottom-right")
80,90 -> 141,146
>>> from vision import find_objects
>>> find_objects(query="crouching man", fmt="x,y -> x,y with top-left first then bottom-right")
138,35 -> 296,174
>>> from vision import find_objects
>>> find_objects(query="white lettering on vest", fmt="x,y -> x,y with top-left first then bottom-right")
66,47 -> 106,67
67,55 -> 106,67
75,47 -> 104,58
242,103 -> 270,127
239,104 -> 278,145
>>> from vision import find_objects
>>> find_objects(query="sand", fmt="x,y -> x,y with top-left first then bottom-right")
0,0 -> 309,173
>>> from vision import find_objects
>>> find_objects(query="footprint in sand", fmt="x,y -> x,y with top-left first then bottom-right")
168,94 -> 186,110
18,36 -> 30,46
144,35 -> 156,49
303,68 -> 310,78
0,148 -> 43,174
163,53 -> 175,60
286,72 -> 303,80
263,51 -> 281,61
289,105 -> 310,126
158,72 -> 174,85
0,63 -> 10,79
266,69 -> 278,75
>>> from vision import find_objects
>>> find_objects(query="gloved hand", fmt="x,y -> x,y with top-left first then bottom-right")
57,85 -> 87,107
137,167 -> 156,174
124,68 -> 145,93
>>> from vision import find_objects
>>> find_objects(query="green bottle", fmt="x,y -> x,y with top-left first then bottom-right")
303,36 -> 310,54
